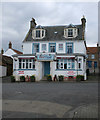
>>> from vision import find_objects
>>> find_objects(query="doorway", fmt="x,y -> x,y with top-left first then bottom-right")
44,62 -> 50,76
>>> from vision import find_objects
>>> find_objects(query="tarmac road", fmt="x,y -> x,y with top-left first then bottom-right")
2,82 -> 99,118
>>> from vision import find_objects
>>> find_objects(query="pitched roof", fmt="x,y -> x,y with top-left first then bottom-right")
23,24 -> 83,42
12,48 -> 23,54
87,47 -> 98,54
0,54 -> 13,66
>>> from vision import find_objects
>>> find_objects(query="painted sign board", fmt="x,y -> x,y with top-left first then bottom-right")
37,54 -> 54,61
19,71 -> 24,74
67,71 -> 76,76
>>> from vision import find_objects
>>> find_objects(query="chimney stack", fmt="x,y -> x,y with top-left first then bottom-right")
9,41 -> 12,49
30,18 -> 37,29
81,15 -> 86,40
1,48 -> 4,54
81,15 -> 86,28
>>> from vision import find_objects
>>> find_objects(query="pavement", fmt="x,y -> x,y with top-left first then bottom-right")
2,81 -> 98,119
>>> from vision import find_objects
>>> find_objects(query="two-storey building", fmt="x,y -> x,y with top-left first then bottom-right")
13,16 -> 87,81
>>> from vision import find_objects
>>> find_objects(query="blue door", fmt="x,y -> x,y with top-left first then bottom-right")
44,62 -> 50,76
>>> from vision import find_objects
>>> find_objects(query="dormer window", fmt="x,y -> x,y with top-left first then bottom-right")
64,24 -> 78,38
32,28 -> 45,39
68,29 -> 73,37
36,30 -> 40,38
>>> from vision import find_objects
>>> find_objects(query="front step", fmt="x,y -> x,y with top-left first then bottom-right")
41,76 -> 47,81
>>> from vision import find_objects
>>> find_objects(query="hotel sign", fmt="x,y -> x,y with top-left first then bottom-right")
37,54 -> 55,61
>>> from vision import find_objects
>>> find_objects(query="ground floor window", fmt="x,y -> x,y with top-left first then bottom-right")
19,59 -> 35,69
56,59 -> 75,69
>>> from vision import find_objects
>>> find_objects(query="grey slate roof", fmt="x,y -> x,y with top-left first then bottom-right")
23,24 -> 83,42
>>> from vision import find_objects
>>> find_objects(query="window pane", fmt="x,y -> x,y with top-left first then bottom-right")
29,63 -> 32,68
68,29 -> 73,37
36,30 -> 40,37
33,60 -> 35,69
78,63 -> 81,69
56,60 -> 59,69
50,44 -> 55,52
42,30 -> 44,37
23,63 -> 25,68
42,44 -> 46,51
59,44 -> 63,50
34,43 -> 39,52
19,63 -> 21,69
67,43 -> 73,54
87,61 -> 92,68
64,63 -> 67,69
94,61 -> 97,68
91,54 -> 95,59
72,62 -> 75,69
29,59 -> 32,62
19,59 -> 21,62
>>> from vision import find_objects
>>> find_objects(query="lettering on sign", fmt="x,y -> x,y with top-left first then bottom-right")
37,54 -> 54,61
67,71 -> 75,76
19,71 -> 24,74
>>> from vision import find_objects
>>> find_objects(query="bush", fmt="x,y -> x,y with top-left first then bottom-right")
47,75 -> 52,81
76,75 -> 84,81
58,75 -> 64,81
30,75 -> 35,82
20,76 -> 25,82
11,75 -> 15,82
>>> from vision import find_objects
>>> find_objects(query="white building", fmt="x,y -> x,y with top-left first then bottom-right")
13,16 -> 87,81
3,41 -> 23,58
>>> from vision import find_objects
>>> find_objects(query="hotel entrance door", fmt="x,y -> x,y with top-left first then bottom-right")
44,62 -> 50,76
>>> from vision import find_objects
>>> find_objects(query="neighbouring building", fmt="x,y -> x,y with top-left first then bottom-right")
13,16 -> 87,81
0,42 -> 23,77
86,45 -> 99,74
97,43 -> 100,75
3,41 -> 23,58
0,52 -> 13,77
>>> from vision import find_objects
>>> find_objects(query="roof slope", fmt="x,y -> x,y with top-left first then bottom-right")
87,47 -> 98,54
12,48 -> 23,54
0,54 -> 13,66
23,24 -> 83,42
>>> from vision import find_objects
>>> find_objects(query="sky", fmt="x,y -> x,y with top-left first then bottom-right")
0,1 -> 99,52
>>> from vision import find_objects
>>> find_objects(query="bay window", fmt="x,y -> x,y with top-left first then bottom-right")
56,59 -> 75,69
19,59 -> 35,69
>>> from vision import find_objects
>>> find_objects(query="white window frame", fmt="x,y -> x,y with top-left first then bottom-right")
58,43 -> 63,51
68,29 -> 73,37
78,58 -> 82,69
64,28 -> 77,38
19,59 -> 35,69
42,44 -> 47,51
91,54 -> 95,59
32,29 -> 45,39
57,59 -> 75,69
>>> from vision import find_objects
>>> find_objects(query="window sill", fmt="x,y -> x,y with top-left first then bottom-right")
55,69 -> 75,71
15,69 -> 36,71
55,69 -> 82,71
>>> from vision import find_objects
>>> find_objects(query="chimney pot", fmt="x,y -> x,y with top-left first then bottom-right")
30,18 -> 37,29
9,41 -> 12,49
1,48 -> 4,54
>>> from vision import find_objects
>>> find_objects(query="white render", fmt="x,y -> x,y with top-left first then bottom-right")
23,40 -> 86,54
0,65 -> 7,77
3,49 -> 17,58
13,17 -> 87,81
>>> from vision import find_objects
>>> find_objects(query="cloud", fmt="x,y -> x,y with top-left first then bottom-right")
1,2 -> 98,52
